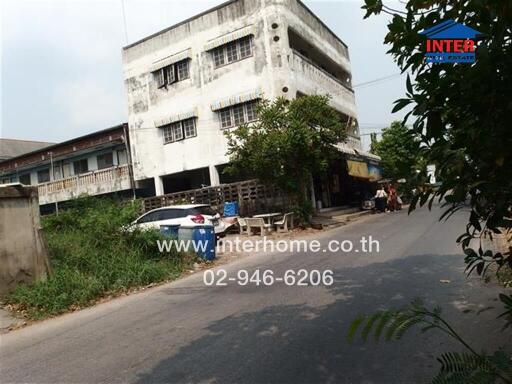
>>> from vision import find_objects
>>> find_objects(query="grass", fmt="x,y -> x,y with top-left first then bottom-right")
6,197 -> 192,320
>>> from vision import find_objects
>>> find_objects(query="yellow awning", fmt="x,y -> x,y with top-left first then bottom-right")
347,160 -> 369,179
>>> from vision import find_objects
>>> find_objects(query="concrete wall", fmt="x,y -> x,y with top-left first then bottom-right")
122,0 -> 360,194
0,185 -> 49,296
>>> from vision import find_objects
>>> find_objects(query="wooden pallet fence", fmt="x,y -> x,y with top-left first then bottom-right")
142,179 -> 291,216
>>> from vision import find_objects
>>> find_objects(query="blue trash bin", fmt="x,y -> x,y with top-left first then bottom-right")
223,201 -> 239,217
178,225 -> 215,260
178,225 -> 194,242
160,224 -> 180,238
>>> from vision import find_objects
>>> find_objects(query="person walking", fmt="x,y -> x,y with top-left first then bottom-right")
375,186 -> 388,213
388,184 -> 398,211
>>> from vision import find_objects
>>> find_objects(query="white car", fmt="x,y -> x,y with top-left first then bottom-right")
130,204 -> 226,237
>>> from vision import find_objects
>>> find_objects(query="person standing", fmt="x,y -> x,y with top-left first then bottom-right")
375,186 -> 388,213
388,184 -> 398,211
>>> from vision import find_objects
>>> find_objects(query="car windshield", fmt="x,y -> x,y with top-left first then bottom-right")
186,206 -> 216,216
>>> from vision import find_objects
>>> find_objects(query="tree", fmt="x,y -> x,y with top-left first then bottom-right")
371,121 -> 423,190
224,95 -> 346,219
362,0 -> 512,271
349,1 -> 512,381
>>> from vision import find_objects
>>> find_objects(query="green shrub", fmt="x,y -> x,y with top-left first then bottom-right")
7,197 -> 191,319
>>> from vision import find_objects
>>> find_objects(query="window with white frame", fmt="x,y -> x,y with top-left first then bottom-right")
218,100 -> 259,129
239,36 -> 252,58
245,100 -> 257,121
213,48 -> 225,67
220,109 -> 233,129
162,118 -> 196,144
182,118 -> 197,138
232,104 -> 245,126
212,35 -> 253,68
153,59 -> 190,88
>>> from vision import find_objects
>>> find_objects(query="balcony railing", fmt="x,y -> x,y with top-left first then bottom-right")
291,50 -> 356,116
37,164 -> 132,204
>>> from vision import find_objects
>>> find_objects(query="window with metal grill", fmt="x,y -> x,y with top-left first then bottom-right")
162,118 -> 196,144
218,100 -> 259,129
153,58 -> 190,88
212,35 -> 253,68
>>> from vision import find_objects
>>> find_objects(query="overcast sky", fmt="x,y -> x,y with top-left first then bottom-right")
1,0 -> 406,150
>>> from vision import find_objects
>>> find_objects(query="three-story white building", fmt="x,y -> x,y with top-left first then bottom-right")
122,0 -> 362,197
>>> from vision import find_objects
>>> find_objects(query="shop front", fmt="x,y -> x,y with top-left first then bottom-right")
313,149 -> 382,210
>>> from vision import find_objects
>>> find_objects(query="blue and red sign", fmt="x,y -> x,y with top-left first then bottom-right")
420,20 -> 481,63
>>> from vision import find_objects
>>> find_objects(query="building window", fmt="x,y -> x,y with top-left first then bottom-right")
153,59 -> 190,88
245,101 -> 257,121
182,118 -> 197,138
226,42 -> 238,63
19,174 -> 31,185
37,169 -> 50,183
213,48 -> 225,67
220,109 -> 233,129
97,152 -> 114,170
163,122 -> 183,144
155,69 -> 165,88
73,159 -> 89,175
162,118 -> 196,144
165,65 -> 175,85
176,60 -> 189,81
219,100 -> 259,129
232,104 -> 245,126
212,36 -> 253,68
117,149 -> 128,165
239,36 -> 252,58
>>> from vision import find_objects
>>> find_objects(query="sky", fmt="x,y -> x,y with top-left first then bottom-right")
0,0 -> 407,150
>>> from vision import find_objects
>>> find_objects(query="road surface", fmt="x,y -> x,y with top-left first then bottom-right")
1,206 -> 510,383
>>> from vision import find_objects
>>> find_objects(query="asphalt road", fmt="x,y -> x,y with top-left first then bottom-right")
1,205 -> 510,384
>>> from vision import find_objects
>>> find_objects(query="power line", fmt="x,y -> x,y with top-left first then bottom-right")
120,0 -> 129,45
353,73 -> 404,88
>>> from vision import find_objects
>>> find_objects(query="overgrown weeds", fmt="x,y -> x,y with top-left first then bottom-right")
6,197 -> 192,319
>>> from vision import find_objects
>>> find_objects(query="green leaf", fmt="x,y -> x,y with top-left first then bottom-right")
361,312 -> 382,341
406,74 -> 413,94
392,98 -> 412,113
347,315 -> 366,343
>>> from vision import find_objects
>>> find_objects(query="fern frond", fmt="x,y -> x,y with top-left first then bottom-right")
394,315 -> 425,339
374,310 -> 395,341
385,311 -> 410,341
437,352 -> 491,374
347,314 -> 366,343
361,312 -> 382,342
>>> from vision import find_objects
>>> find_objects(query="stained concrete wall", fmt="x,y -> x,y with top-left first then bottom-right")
0,184 -> 50,296
122,0 -> 361,193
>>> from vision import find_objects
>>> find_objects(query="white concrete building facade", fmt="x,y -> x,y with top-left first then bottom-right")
122,0 -> 361,196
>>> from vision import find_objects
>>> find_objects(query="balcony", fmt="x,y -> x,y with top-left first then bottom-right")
291,50 -> 357,117
346,134 -> 362,150
37,164 -> 132,205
